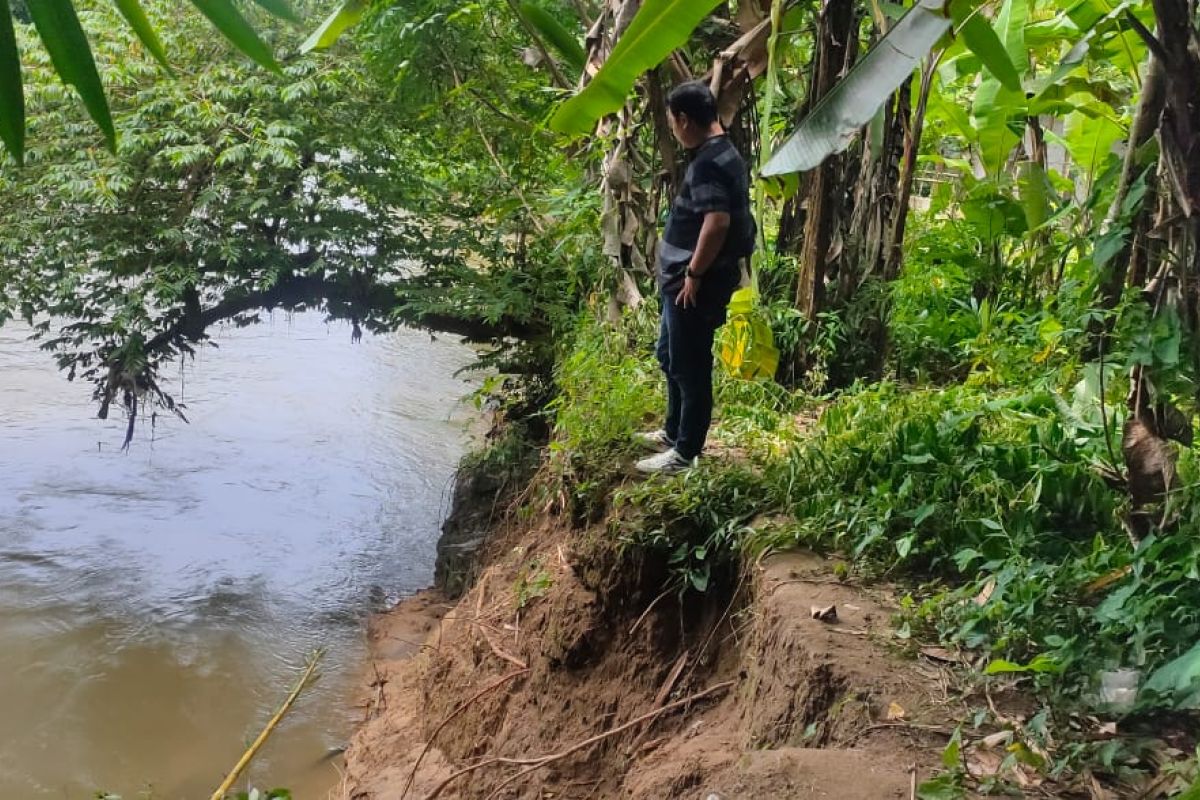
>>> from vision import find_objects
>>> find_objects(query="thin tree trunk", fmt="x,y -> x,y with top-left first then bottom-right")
1099,56 -> 1166,304
884,57 -> 935,283
793,0 -> 858,318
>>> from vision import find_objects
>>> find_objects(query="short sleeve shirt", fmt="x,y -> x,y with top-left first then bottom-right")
657,135 -> 755,295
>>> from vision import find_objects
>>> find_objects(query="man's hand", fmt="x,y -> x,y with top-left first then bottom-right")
676,275 -> 701,308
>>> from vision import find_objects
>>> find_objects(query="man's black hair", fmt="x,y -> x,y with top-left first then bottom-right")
667,81 -> 718,127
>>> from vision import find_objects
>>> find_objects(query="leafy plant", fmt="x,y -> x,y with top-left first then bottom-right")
0,0 -> 289,163
549,0 -> 723,134
515,560 -> 553,608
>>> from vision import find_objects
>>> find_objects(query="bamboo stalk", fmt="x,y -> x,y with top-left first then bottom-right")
210,649 -> 324,800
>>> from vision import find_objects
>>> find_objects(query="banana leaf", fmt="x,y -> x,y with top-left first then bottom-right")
761,0 -> 950,176
301,0 -> 367,51
0,0 -> 22,162
519,2 -> 585,74
550,0 -> 724,136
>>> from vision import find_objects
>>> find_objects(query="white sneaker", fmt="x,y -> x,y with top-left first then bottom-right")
635,448 -> 692,475
634,428 -> 673,451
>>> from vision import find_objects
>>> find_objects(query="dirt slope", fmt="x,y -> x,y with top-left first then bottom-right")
341,515 -> 962,800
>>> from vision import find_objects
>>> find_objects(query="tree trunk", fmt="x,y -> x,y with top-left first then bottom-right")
885,60 -> 934,283
1148,0 -> 1200,335
1099,56 -> 1166,305
1115,0 -> 1200,537
792,0 -> 859,319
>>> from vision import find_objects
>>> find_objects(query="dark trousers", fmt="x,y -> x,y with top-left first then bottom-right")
655,288 -> 730,460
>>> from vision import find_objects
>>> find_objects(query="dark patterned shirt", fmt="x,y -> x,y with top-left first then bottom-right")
657,135 -> 755,295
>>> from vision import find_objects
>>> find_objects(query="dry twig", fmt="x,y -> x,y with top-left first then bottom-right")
628,587 -> 673,637
627,651 -> 689,753
401,667 -> 530,800
421,680 -> 735,800
477,622 -> 528,669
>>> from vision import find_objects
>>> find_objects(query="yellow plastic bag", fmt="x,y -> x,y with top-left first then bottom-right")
718,287 -> 779,380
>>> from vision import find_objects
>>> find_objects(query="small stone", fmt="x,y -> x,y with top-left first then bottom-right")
810,603 -> 838,622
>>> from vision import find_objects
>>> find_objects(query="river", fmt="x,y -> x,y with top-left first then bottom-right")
0,312 -> 476,798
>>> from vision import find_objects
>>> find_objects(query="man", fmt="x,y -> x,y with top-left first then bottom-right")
635,81 -> 755,475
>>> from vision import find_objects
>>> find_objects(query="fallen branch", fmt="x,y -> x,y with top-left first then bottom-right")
422,680 -> 735,800
478,622 -> 528,669
769,577 -> 856,592
210,649 -> 323,800
627,651 -> 689,754
851,720 -> 955,743
401,668 -> 530,800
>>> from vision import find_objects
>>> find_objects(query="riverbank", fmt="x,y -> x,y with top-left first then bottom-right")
342,484 -> 966,798
339,309 -> 1200,799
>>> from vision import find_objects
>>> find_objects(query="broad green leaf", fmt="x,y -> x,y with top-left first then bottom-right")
192,0 -> 280,71
1095,27 -> 1147,78
762,0 -> 951,175
249,0 -> 302,24
1145,640 -> 1200,708
520,2 -> 585,74
0,0 -> 23,163
984,654 -> 1061,674
917,774 -> 966,800
114,0 -> 172,71
1032,77 -> 1122,111
913,502 -> 937,525
950,4 -> 1022,91
1092,226 -> 1128,267
1065,0 -> 1108,30
1063,103 -> 1123,179
1039,0 -> 1132,88
301,0 -> 367,51
1024,15 -> 1076,46
25,0 -> 115,150
942,728 -> 963,768
927,84 -> 975,141
781,4 -> 809,33
1094,581 -> 1137,621
961,0 -> 1026,178
971,77 -> 1023,176
760,171 -> 800,199
550,0 -> 724,135
1017,160 -> 1050,229
993,0 -> 1028,73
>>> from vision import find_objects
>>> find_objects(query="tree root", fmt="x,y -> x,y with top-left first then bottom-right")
421,680 -> 735,800
402,668 -> 531,800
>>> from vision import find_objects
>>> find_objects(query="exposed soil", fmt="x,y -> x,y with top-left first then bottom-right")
341,504 -> 969,799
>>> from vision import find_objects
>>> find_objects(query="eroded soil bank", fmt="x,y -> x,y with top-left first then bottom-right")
339,459 -> 984,799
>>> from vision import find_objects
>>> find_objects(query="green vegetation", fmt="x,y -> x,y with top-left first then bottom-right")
3,0 -> 1200,794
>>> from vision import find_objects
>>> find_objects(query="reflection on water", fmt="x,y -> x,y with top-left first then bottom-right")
0,313 -> 476,798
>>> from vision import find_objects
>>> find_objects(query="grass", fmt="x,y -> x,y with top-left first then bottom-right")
514,301 -> 1200,789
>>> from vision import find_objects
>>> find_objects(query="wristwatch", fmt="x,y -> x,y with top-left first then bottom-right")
686,267 -> 703,279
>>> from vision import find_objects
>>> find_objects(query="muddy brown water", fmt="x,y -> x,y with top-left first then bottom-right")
0,313 -> 477,798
